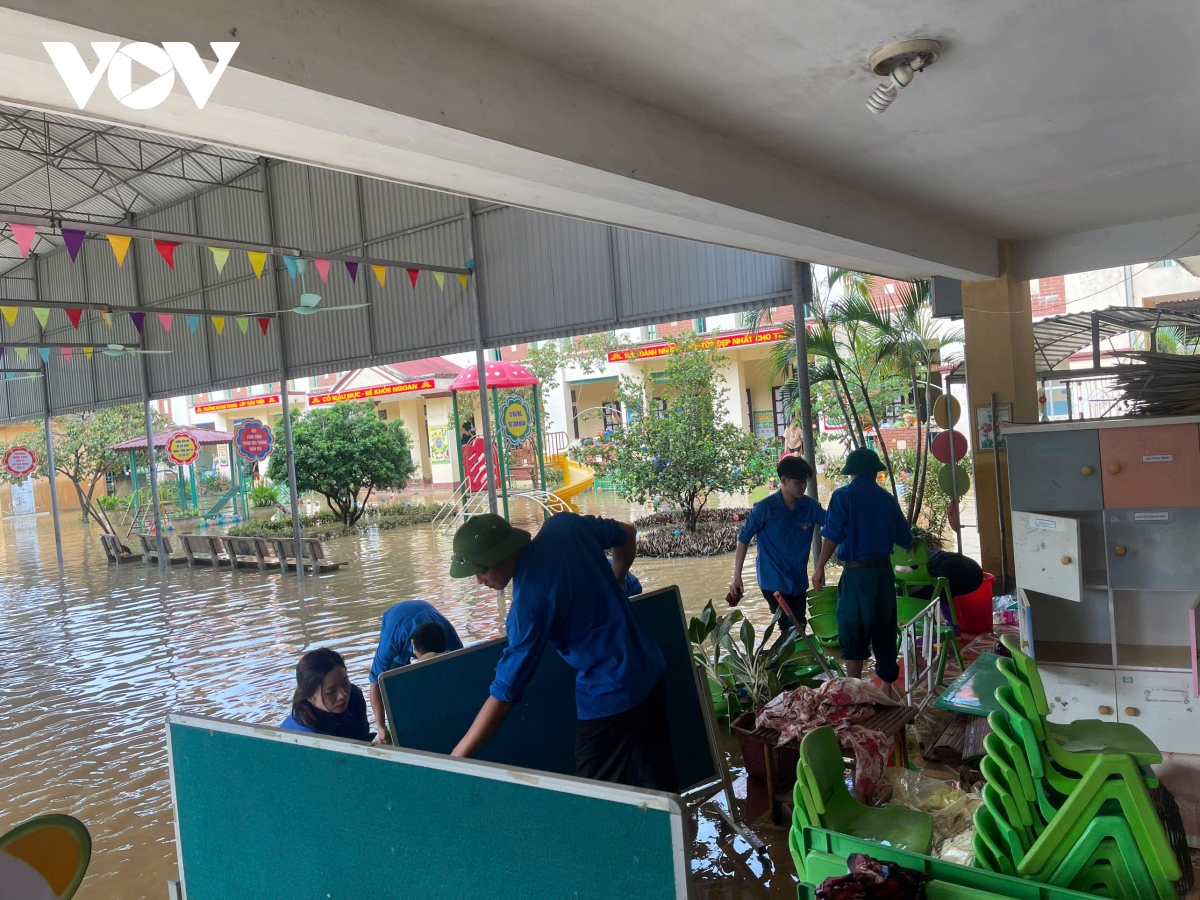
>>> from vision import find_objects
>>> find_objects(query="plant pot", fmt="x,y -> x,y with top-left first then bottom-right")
730,711 -> 797,786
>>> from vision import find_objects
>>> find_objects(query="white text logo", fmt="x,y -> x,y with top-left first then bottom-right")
43,41 -> 239,110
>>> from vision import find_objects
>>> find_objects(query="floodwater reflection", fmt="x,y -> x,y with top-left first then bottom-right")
0,492 -> 777,898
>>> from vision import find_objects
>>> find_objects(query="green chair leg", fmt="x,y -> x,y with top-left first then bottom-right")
1048,820 -> 1157,900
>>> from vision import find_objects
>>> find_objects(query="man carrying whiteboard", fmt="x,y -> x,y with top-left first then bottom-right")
447,512 -> 676,792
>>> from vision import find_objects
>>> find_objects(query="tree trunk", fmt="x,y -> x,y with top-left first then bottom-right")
906,365 -> 922,524
831,357 -> 867,447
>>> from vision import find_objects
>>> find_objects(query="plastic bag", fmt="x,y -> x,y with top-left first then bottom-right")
882,768 -> 965,812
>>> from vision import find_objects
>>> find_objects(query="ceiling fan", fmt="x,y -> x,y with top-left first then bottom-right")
283,265 -> 368,315
102,343 -> 172,357
0,371 -> 42,380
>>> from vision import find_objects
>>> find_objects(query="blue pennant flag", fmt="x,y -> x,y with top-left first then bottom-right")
282,255 -> 300,280
37,347 -> 50,363
186,315 -> 200,334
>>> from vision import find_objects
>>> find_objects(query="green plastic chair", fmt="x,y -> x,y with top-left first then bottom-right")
807,585 -> 839,618
893,540 -> 964,684
999,635 -> 1161,764
973,806 -> 1020,877
797,726 -> 934,854
805,613 -> 845,676
1047,818 -> 1158,899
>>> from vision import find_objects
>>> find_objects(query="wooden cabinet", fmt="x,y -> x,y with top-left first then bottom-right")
1098,423 -> 1200,509
1007,430 -> 1103,511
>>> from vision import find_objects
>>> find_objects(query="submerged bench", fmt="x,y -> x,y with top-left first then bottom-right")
223,536 -> 281,571
270,537 -> 347,574
100,533 -> 142,564
179,534 -> 230,568
136,533 -> 188,565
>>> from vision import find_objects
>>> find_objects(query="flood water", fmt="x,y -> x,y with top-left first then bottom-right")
0,491 -> 780,899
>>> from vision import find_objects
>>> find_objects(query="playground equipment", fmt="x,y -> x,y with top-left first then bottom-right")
435,361 -> 593,534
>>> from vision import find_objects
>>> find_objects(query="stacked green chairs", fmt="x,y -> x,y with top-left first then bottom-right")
807,585 -> 839,618
892,539 -> 964,685
805,613 -> 845,677
972,654 -> 1181,898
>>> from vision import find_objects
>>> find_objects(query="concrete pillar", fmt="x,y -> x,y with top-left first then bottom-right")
962,241 -> 1038,583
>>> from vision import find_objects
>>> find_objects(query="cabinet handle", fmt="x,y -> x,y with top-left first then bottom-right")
1060,555 -> 1072,565
1098,705 -> 1113,715
1114,545 -> 1127,556
1080,465 -> 1093,476
1109,463 -> 1121,474
1124,707 -> 1140,717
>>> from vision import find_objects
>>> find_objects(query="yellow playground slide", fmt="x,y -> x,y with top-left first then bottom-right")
548,454 -> 594,512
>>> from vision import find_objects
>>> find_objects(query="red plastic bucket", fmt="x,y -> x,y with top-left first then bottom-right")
953,572 -> 995,634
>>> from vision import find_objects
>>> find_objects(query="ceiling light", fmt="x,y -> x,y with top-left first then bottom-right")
866,39 -> 941,115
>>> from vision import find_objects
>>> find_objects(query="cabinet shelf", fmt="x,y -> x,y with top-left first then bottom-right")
1115,643 -> 1192,671
1036,641 -> 1113,667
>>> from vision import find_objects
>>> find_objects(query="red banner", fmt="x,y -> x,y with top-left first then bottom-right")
606,326 -> 790,362
193,395 -> 280,414
308,379 -> 435,407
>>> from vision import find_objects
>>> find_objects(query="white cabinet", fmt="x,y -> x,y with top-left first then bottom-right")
1012,512 -> 1083,603
1115,669 -> 1198,753
1038,664 -> 1117,725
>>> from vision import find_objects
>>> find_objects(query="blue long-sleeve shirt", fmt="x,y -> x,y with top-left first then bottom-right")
490,513 -> 665,720
737,491 -> 826,593
369,600 -> 463,683
821,475 -> 912,561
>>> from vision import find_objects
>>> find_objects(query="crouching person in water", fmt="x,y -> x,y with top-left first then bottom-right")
448,512 -> 675,792
280,647 -> 374,741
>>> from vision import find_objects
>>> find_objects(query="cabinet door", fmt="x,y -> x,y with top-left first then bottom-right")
1115,669 -> 1198,753
1191,595 -> 1199,698
1013,512 -> 1082,602
1105,508 -> 1200,590
1007,430 -> 1103,511
1099,423 -> 1200,508
1039,664 -> 1117,725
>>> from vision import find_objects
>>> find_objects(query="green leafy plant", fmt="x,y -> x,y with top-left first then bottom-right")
689,600 -> 801,711
248,480 -> 283,508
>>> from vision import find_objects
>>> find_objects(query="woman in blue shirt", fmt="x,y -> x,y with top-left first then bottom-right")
280,648 -> 374,742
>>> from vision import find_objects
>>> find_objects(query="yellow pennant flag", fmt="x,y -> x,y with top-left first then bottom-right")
236,316 -> 249,335
457,274 -> 469,290
212,316 -> 226,335
106,233 -> 131,267
372,264 -> 387,288
101,310 -> 112,329
247,251 -> 268,279
1,306 -> 17,327
433,271 -> 445,290
209,247 -> 231,274
83,346 -> 94,360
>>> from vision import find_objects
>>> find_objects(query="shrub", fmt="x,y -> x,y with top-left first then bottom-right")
248,481 -> 282,508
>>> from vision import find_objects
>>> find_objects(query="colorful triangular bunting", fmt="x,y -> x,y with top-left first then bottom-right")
106,233 -> 131,267
130,312 -> 145,333
1,306 -> 17,327
186,315 -> 200,334
212,316 -> 226,335
62,346 -> 73,364
457,274 -> 469,290
257,317 -> 270,336
158,313 -> 173,333
247,251 -> 267,279
32,308 -> 50,328
283,255 -> 300,280
83,346 -> 93,360
345,261 -> 359,282
10,223 -> 36,258
209,247 -> 230,274
62,228 -> 86,261
15,347 -> 28,362
65,308 -> 83,329
154,239 -> 180,269
101,310 -> 112,329
37,347 -> 50,363
406,268 -> 419,288
433,271 -> 445,290
372,265 -> 387,288
314,258 -> 331,283
236,316 -> 249,335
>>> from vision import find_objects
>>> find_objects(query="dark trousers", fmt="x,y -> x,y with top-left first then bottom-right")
763,589 -> 806,627
575,677 -> 677,792
836,568 -> 900,683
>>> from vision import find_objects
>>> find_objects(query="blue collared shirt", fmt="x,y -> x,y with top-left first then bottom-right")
737,492 -> 826,594
821,475 -> 912,561
490,513 -> 666,720
369,600 -> 463,683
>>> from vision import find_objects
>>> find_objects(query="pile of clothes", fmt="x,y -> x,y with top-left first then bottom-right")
816,853 -> 930,900
755,678 -> 897,796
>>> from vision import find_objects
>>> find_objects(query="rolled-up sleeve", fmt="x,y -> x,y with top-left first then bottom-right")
580,514 -> 629,549
737,502 -> 764,544
489,594 -> 553,705
821,491 -> 848,545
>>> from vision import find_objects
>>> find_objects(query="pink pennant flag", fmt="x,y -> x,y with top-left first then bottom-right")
65,308 -> 83,329
345,261 -> 359,282
158,313 -> 173,333
61,346 -> 73,364
154,239 -> 180,269
406,268 -> 420,288
130,312 -> 145,333
10,223 -> 37,257
257,317 -> 270,336
314,259 -> 331,283
62,228 -> 86,261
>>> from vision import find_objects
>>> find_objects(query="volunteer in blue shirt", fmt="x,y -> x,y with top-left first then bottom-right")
448,512 -> 675,791
368,599 -> 463,743
811,447 -> 912,683
729,455 -> 825,621
281,647 -> 374,741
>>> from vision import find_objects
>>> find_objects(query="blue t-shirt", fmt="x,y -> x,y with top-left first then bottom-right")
280,684 -> 374,741
623,570 -> 643,598
821,476 -> 912,561
490,513 -> 665,720
737,492 -> 826,593
369,600 -> 463,683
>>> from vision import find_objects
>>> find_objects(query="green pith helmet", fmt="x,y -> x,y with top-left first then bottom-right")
449,513 -> 531,578
842,447 -> 887,476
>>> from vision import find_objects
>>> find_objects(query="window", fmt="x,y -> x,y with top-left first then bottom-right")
692,317 -> 707,333
377,409 -> 388,421
644,324 -> 658,341
1149,259 -> 1176,268
884,283 -> 896,295
602,402 -> 622,431
1042,381 -> 1070,419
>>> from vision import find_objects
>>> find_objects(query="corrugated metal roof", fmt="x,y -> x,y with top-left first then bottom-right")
1032,306 -> 1200,369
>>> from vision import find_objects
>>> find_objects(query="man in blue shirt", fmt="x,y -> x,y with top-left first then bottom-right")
812,448 -> 912,683
729,455 -> 825,622
448,512 -> 675,791
368,599 -> 463,743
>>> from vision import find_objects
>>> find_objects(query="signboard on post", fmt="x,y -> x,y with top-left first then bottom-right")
501,395 -> 532,446
2,445 -> 38,477
165,430 -> 200,466
234,418 -> 275,462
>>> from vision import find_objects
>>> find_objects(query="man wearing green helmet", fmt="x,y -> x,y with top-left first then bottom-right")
447,512 -> 675,791
811,447 -> 912,683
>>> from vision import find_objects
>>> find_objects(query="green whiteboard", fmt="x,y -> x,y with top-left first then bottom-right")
169,715 -> 690,899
